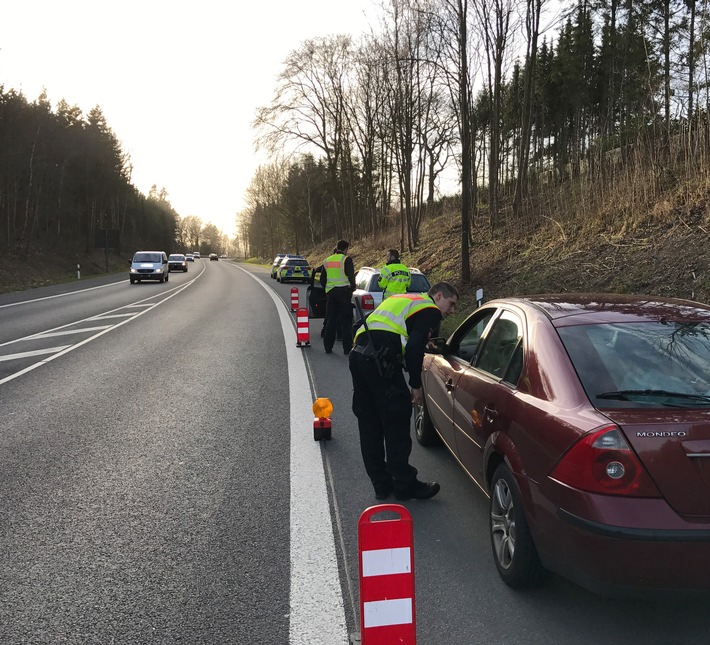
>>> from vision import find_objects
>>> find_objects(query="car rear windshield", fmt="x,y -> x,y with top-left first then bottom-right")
558,321 -> 710,408
134,253 -> 162,263
169,255 -> 184,260
285,259 -> 309,267
368,272 -> 430,293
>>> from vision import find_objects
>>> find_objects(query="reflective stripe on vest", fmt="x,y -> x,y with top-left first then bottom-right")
379,263 -> 411,298
354,293 -> 438,350
324,253 -> 349,292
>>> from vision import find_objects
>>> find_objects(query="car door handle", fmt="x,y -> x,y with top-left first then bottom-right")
483,404 -> 498,421
445,378 -> 454,393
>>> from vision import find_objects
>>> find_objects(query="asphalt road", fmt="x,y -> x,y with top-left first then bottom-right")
1,260 -> 708,644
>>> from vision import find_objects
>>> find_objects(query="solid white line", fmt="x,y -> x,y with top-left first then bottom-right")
0,346 -> 71,362
235,266 -> 347,645
0,280 -> 125,308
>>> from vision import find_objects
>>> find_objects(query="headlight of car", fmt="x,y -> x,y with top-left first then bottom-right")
156,267 -> 164,273
130,268 -> 137,273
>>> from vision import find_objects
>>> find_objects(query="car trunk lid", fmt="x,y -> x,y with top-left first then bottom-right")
603,409 -> 710,516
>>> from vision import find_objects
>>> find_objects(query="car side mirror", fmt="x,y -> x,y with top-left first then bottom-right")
426,337 -> 448,354
128,258 -> 132,265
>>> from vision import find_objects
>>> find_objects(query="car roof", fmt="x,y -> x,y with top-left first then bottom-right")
485,294 -> 710,326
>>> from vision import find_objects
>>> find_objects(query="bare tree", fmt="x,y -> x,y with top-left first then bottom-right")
473,0 -> 521,229
254,36 -> 353,239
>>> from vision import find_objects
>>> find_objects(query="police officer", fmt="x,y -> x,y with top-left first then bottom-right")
378,249 -> 411,299
349,282 -> 459,500
321,239 -> 356,354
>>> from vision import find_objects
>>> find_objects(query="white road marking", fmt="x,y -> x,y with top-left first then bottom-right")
89,313 -> 141,320
30,326 -> 113,339
0,280 -> 125,308
0,346 -> 71,362
0,280 -> 197,385
236,267 -> 348,645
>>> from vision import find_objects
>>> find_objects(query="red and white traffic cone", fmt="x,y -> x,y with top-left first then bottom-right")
290,287 -> 299,312
358,504 -> 416,645
296,307 -> 310,347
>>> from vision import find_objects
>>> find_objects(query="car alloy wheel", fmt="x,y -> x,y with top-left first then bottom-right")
489,464 -> 548,589
415,400 -> 441,446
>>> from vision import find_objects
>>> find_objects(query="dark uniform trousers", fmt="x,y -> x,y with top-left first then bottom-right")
324,287 -> 353,352
349,350 -> 418,492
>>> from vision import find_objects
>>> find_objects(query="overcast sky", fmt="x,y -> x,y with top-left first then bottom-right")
1,0 -> 375,236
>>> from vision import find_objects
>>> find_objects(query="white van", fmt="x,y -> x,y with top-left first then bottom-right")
129,251 -> 169,284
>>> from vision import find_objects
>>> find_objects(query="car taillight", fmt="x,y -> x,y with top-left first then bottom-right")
362,294 -> 375,311
550,425 -> 661,497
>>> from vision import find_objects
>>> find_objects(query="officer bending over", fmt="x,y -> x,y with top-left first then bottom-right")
349,282 -> 459,500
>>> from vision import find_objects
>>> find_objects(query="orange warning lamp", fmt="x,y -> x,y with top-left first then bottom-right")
313,397 -> 333,441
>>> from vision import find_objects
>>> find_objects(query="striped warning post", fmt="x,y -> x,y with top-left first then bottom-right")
296,307 -> 310,347
290,287 -> 299,312
358,504 -> 415,644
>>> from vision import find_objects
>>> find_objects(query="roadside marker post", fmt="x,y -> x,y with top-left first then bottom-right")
296,307 -> 310,347
358,505 -> 416,645
291,287 -> 299,312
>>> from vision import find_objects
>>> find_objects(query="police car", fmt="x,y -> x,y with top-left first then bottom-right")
276,256 -> 312,283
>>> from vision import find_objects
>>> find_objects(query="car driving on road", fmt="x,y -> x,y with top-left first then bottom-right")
417,293 -> 710,595
168,253 -> 188,272
129,251 -> 169,284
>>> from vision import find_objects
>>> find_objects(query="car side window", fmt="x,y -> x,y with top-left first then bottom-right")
451,310 -> 496,363
476,312 -> 523,380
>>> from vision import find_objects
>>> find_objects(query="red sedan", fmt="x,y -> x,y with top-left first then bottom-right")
417,294 -> 710,595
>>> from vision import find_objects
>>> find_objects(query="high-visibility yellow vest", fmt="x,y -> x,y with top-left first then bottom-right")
324,253 -> 350,292
378,263 -> 411,298
354,293 -> 438,350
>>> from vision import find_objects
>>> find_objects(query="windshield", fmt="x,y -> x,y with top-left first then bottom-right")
169,255 -> 184,260
558,321 -> 710,408
134,253 -> 162,263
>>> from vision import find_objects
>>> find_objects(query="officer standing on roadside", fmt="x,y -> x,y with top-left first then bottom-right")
378,249 -> 411,299
349,282 -> 459,500
321,239 -> 356,354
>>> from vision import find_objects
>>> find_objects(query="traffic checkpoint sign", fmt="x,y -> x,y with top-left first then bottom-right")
296,307 -> 310,347
358,504 -> 416,644
290,287 -> 299,312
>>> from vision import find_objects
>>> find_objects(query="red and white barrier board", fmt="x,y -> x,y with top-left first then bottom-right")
358,504 -> 416,644
296,307 -> 310,347
290,287 -> 299,312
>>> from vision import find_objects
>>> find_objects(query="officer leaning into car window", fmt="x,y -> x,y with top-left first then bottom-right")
349,281 -> 459,501
321,239 -> 356,354
378,249 -> 411,299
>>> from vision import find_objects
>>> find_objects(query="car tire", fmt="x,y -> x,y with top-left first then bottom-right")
415,398 -> 441,446
165,273 -> 169,282
489,464 -> 549,589
130,277 -> 135,284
